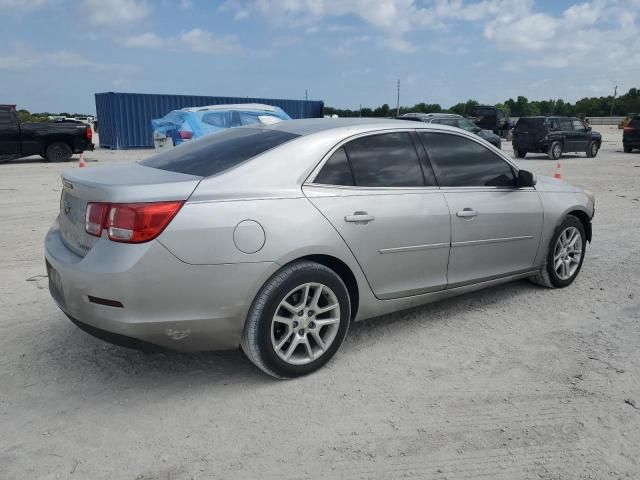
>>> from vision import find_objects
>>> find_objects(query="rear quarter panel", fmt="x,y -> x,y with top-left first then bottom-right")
158,196 -> 376,319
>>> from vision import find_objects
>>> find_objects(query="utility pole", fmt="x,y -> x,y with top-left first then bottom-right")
396,79 -> 401,116
610,85 -> 618,118
305,89 -> 308,101
359,103 -> 362,117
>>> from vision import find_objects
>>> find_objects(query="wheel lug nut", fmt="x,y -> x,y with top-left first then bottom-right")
293,321 -> 298,328
299,329 -> 305,336
308,310 -> 314,316
309,321 -> 315,328
297,311 -> 304,316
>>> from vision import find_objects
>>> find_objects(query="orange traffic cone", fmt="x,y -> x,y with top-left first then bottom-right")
78,153 -> 86,168
553,162 -> 561,179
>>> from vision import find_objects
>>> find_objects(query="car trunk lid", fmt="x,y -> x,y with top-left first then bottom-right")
59,163 -> 201,257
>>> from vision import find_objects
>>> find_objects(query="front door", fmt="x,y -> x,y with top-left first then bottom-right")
304,131 -> 451,300
570,119 -> 590,152
418,131 -> 544,287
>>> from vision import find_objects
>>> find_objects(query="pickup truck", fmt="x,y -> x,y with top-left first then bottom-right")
0,105 -> 94,163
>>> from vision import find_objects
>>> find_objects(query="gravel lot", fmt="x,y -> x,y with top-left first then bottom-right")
1,126 -> 639,479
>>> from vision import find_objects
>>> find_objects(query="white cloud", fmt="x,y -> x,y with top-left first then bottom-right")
484,0 -> 640,70
0,46 -> 137,72
86,0 -> 149,25
123,29 -> 241,55
0,0 -> 47,10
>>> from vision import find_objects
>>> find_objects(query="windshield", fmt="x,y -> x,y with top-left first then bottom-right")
458,118 -> 479,131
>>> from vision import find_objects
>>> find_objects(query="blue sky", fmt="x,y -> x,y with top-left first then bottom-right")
1,0 -> 639,114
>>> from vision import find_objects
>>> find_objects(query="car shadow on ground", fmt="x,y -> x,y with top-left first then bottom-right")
25,279 -> 539,392
0,155 -> 80,165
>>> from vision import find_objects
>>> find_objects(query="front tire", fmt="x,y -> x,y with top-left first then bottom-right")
586,142 -> 599,158
241,261 -> 351,379
46,142 -> 73,162
548,141 -> 563,160
515,149 -> 527,158
624,146 -> 632,153
530,215 -> 586,288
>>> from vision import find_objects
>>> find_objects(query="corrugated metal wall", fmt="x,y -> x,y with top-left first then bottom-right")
95,92 -> 325,149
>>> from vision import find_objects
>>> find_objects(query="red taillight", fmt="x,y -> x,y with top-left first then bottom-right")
86,127 -> 93,141
178,130 -> 193,140
624,126 -> 635,133
85,201 -> 183,243
85,202 -> 109,237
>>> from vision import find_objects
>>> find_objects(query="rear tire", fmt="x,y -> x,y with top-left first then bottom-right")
46,142 -> 73,162
624,146 -> 632,153
548,141 -> 562,160
530,215 -> 586,288
586,142 -> 599,158
241,260 -> 351,379
515,149 -> 527,158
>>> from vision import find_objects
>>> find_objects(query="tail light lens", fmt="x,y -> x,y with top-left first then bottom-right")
624,126 -> 635,133
178,130 -> 193,140
86,127 -> 93,142
85,203 -> 109,236
85,201 -> 184,243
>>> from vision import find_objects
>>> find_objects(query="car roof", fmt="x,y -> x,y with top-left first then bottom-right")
263,117 -> 426,136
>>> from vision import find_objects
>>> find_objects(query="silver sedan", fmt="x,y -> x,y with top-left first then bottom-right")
45,119 -> 594,378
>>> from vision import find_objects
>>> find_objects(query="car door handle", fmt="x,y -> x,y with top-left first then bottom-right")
345,212 -> 375,224
456,208 -> 478,218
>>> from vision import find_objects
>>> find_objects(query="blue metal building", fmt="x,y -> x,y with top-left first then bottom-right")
95,92 -> 325,149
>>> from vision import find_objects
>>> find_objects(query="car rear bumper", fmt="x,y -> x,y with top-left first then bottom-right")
44,221 -> 279,352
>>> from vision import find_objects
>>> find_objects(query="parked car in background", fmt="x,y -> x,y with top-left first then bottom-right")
470,105 -> 510,137
623,115 -> 640,153
0,105 -> 94,163
512,116 -> 602,160
45,118 -> 594,378
151,103 -> 291,146
420,113 -> 502,149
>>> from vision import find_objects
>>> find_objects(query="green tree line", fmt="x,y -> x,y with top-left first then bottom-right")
324,87 -> 640,118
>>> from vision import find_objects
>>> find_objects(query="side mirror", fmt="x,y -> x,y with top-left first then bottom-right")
586,126 -> 592,132
517,169 -> 536,187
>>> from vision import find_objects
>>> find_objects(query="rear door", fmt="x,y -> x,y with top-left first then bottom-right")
513,118 -> 543,150
304,131 -> 451,300
0,109 -> 21,155
418,131 -> 543,287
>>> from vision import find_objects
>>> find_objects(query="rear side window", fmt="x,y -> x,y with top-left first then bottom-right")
420,132 -> 515,187
345,132 -> 425,187
0,111 -> 14,125
314,147 -> 354,186
141,128 -> 300,177
473,108 -> 496,117
201,111 -> 232,128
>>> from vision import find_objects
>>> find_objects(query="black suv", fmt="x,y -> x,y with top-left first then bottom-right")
623,116 -> 640,153
512,116 -> 601,160
470,105 -> 510,137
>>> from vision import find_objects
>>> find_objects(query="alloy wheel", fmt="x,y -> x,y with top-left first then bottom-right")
553,226 -> 583,280
270,282 -> 341,365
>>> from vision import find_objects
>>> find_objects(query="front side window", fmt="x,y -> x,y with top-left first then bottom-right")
345,132 -> 425,187
559,119 -> 573,131
572,119 -> 586,131
419,132 -> 515,187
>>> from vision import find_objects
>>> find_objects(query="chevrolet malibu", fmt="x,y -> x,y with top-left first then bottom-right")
45,119 -> 594,378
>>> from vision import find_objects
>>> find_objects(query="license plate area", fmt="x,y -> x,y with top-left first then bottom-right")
46,260 -> 66,309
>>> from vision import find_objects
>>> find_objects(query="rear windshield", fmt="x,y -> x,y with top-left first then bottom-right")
473,108 -> 496,117
515,118 -> 545,130
141,128 -> 300,177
